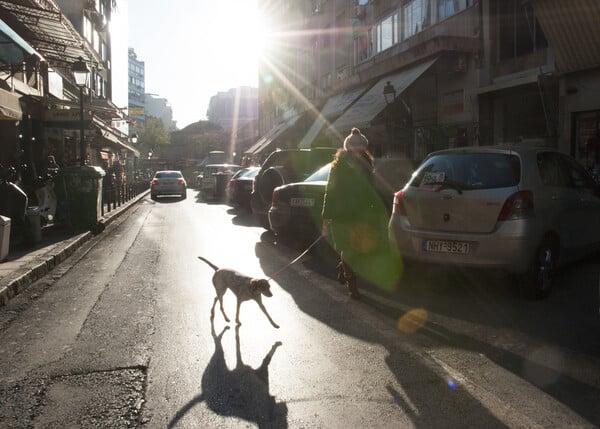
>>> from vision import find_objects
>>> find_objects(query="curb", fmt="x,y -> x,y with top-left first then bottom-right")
0,190 -> 149,306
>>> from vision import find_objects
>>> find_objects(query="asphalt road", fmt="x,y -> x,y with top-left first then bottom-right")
0,189 -> 598,428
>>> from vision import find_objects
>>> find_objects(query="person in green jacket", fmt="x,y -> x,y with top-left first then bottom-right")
322,128 -> 402,299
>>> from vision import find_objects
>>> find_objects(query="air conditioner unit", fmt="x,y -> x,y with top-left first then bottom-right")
354,4 -> 366,19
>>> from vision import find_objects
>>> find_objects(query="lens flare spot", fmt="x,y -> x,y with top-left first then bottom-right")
397,308 -> 428,334
447,377 -> 456,390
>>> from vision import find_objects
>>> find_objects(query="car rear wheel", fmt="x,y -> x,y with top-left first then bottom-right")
258,167 -> 286,204
151,194 -> 157,200
520,237 -> 557,299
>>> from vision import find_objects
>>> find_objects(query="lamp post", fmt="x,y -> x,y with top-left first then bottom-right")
383,81 -> 396,158
72,57 -> 90,166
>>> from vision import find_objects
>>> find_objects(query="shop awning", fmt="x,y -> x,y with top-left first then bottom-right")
245,113 -> 302,156
297,83 -> 371,149
0,87 -> 22,120
332,57 -> 438,132
533,0 -> 600,73
0,18 -> 42,64
0,0 -> 100,68
92,117 -> 140,157
476,74 -> 539,94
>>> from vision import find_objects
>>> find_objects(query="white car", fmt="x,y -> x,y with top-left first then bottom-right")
388,145 -> 600,298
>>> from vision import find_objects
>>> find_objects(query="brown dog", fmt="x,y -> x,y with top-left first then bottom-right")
197,256 -> 280,329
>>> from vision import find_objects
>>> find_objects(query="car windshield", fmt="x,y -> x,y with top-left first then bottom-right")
305,163 -> 331,182
410,153 -> 521,190
242,168 -> 260,178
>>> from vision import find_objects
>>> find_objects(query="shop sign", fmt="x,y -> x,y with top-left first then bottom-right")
43,108 -> 93,128
441,89 -> 464,116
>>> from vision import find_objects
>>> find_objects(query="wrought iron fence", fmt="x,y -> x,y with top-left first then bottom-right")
101,180 -> 149,216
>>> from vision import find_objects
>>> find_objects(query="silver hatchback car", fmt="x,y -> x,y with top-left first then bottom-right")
388,145 -> 600,298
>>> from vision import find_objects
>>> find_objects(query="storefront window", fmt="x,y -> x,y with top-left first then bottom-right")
574,111 -> 600,170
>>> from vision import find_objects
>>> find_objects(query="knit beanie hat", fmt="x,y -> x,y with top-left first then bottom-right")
343,127 -> 368,152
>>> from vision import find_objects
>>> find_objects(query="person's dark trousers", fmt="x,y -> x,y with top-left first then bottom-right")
339,256 -> 360,299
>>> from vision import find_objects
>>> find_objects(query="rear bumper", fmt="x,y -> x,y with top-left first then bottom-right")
388,215 -> 542,274
269,204 -> 320,238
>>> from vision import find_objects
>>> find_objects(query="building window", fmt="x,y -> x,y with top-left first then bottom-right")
380,15 -> 394,51
93,30 -> 100,52
498,0 -> 547,60
403,0 -> 430,40
83,16 -> 92,42
438,0 -> 469,21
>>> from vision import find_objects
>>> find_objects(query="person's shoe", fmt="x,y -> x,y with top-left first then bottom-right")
336,262 -> 345,284
346,278 -> 360,300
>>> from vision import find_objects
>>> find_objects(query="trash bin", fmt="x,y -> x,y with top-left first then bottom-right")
54,166 -> 105,229
26,206 -> 42,243
0,215 -> 10,262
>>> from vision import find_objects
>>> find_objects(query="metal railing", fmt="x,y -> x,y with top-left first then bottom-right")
101,180 -> 149,216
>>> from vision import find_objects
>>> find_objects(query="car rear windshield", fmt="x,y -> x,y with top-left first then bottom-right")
262,150 -> 336,179
155,171 -> 182,179
305,163 -> 331,182
409,153 -> 520,190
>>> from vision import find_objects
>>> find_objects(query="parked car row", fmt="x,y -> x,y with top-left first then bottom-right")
187,145 -> 600,300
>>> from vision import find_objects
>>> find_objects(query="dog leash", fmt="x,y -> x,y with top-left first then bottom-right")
266,235 -> 324,281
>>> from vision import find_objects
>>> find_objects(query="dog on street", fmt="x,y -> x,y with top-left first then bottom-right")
197,256 -> 280,329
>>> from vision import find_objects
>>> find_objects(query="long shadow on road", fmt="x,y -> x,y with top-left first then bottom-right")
168,320 -> 287,429
256,237 -> 600,426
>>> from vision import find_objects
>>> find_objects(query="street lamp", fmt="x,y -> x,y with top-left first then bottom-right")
383,80 -> 396,105
72,57 -> 90,166
383,81 -> 396,158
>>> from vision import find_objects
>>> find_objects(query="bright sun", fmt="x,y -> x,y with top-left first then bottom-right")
210,1 -> 273,84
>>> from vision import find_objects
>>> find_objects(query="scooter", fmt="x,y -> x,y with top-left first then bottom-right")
0,165 -> 30,243
34,173 -> 58,226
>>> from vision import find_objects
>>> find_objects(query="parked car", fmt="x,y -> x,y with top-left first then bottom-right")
251,148 -> 337,228
150,170 -> 187,200
388,145 -> 600,298
268,157 -> 417,242
269,163 -> 331,242
226,166 -> 260,210
201,164 -> 243,201
373,157 -> 418,213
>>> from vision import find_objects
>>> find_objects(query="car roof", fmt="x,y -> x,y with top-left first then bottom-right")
204,163 -> 242,168
426,145 -> 557,158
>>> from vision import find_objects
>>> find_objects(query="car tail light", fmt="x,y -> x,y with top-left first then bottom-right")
178,179 -> 185,185
151,179 -> 158,186
392,190 -> 406,215
498,190 -> 534,221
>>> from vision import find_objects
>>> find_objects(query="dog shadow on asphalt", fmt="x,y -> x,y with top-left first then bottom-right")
167,319 -> 287,429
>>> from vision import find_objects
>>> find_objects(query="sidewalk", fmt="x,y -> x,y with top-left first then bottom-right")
0,190 -> 149,306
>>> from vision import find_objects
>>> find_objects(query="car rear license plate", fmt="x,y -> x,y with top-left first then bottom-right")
422,240 -> 470,254
290,197 -> 315,207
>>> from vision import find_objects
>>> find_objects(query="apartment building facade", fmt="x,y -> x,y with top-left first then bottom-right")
128,47 -> 145,132
250,0 -> 600,168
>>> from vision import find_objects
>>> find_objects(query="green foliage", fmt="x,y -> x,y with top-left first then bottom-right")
138,117 -> 170,149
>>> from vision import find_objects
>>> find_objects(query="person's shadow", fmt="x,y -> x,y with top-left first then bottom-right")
168,320 -> 287,428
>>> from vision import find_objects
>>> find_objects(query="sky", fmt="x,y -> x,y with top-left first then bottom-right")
127,0 -> 264,129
